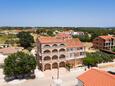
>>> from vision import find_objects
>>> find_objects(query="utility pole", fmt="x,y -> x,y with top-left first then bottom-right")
57,65 -> 59,79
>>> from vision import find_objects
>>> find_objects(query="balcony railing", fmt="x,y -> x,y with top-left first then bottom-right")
59,51 -> 66,54
52,59 -> 59,62
42,53 -> 51,56
76,55 -> 86,59
59,58 -> 66,61
43,46 -> 66,50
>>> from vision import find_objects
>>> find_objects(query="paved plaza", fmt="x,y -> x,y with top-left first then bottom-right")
1,65 -> 115,86
1,67 -> 85,86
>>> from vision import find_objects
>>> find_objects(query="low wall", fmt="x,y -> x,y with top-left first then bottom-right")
98,62 -> 115,68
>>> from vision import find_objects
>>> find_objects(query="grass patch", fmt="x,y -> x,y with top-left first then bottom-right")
0,34 -> 17,44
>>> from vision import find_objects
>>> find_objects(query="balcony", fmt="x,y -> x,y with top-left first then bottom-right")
43,56 -> 51,63
42,52 -> 51,57
52,49 -> 58,54
76,55 -> 86,59
59,51 -> 66,55
59,54 -> 66,61
43,45 -> 51,49
59,48 -> 66,54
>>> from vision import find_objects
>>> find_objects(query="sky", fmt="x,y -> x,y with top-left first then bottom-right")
0,0 -> 115,27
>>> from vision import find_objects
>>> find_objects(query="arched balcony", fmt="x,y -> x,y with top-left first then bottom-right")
60,44 -> 65,47
44,56 -> 51,61
52,49 -> 58,53
59,54 -> 65,59
52,44 -> 58,47
59,48 -> 66,53
44,64 -> 51,70
44,45 -> 50,48
52,55 -> 58,60
52,62 -> 58,69
59,62 -> 65,67
43,50 -> 51,54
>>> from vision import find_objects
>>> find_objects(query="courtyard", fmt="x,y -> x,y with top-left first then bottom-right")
1,67 -> 85,86
1,62 -> 115,86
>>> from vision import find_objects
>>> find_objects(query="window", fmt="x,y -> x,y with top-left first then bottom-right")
80,52 -> 84,55
74,53 -> 78,57
80,47 -> 83,50
70,48 -> 73,51
70,53 -> 72,57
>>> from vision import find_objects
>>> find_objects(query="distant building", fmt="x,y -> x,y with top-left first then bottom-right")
0,44 -> 10,48
61,31 -> 85,36
56,32 -> 72,40
77,68 -> 115,86
0,47 -> 23,55
36,33 -> 86,71
0,47 -> 23,66
72,31 -> 84,36
93,35 -> 115,50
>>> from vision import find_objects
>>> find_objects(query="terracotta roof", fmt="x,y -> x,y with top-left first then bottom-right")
56,32 -> 72,38
77,68 -> 115,86
38,36 -> 83,48
65,38 -> 83,48
0,47 -> 23,55
99,35 -> 114,40
38,36 -> 64,44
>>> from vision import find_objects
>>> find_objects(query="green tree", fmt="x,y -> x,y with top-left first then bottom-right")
91,32 -> 100,41
72,34 -> 91,42
47,30 -> 54,36
17,32 -> 34,48
83,52 -> 115,68
112,47 -> 115,52
36,29 -> 43,34
36,29 -> 47,35
4,52 -> 36,77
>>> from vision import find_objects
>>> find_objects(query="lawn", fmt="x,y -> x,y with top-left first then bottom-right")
0,34 -> 17,44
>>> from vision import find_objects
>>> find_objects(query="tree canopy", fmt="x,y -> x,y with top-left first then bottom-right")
83,52 -> 115,67
17,32 -> 34,48
4,52 -> 36,77
112,47 -> 115,52
72,34 -> 91,42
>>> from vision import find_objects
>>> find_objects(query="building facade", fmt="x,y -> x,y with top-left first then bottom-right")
93,35 -> 115,50
36,34 -> 86,71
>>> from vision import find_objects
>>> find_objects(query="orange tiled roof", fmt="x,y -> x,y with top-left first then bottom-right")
56,32 -> 72,37
0,47 -> 23,55
99,35 -> 114,40
38,36 -> 64,43
65,38 -> 83,48
38,36 -> 83,47
77,68 -> 115,86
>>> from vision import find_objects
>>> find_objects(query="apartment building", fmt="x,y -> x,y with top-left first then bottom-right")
93,35 -> 115,50
36,33 -> 86,71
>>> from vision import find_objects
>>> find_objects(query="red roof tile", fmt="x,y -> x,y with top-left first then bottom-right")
56,32 -> 72,38
99,35 -> 114,40
38,36 -> 64,44
77,68 -> 115,86
65,38 -> 83,48
38,36 -> 83,47
0,47 -> 23,55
